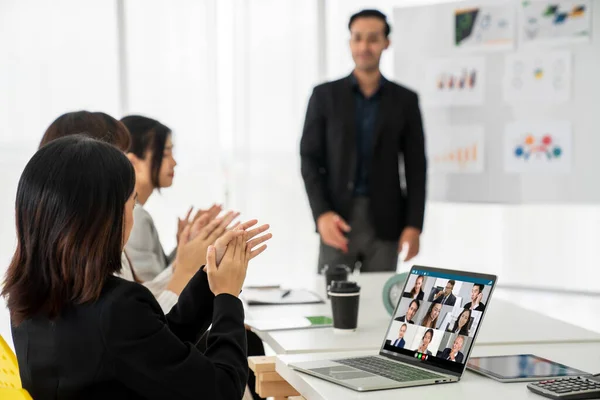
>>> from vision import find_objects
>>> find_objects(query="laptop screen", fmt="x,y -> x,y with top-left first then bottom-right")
380,266 -> 496,376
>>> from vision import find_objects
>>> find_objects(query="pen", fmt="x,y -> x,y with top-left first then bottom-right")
281,290 -> 291,298
245,285 -> 281,290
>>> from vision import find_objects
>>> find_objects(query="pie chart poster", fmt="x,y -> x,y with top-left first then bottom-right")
504,120 -> 572,174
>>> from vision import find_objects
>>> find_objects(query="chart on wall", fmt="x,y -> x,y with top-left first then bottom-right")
422,57 -> 485,107
454,3 -> 516,51
518,0 -> 592,46
430,126 -> 485,174
503,50 -> 571,104
504,120 -> 572,174
395,2 -> 600,203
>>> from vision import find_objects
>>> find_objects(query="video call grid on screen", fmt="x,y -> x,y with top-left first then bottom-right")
384,268 -> 493,366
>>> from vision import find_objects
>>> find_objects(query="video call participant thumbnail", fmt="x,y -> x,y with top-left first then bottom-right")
392,324 -> 407,348
438,336 -> 465,363
394,299 -> 420,324
403,275 -> 425,300
463,283 -> 486,312
432,280 -> 456,306
417,329 -> 434,356
446,308 -> 471,336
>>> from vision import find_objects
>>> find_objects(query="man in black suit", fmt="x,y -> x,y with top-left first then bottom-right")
300,9 -> 426,273
394,299 -> 420,324
432,280 -> 457,306
463,283 -> 486,312
438,336 -> 465,363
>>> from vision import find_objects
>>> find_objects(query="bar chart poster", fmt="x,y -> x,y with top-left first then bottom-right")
422,57 -> 486,107
429,125 -> 485,174
454,3 -> 516,52
519,0 -> 592,47
504,120 -> 572,174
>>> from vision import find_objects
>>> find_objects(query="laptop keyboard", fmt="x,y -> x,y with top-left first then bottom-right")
336,356 -> 443,383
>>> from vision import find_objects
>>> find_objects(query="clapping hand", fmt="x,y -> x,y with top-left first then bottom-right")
174,211 -> 239,275
176,204 -> 223,244
214,219 -> 272,265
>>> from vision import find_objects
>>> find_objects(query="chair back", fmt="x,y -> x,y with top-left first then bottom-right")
0,335 -> 32,399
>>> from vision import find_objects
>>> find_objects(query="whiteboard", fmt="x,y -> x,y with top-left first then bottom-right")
393,0 -> 600,203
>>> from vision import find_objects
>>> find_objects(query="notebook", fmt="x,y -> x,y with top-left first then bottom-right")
241,288 -> 324,305
245,315 -> 333,331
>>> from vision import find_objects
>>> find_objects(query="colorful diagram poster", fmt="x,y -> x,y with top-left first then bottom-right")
429,125 -> 485,174
454,3 -> 516,51
518,0 -> 592,46
504,120 -> 572,174
422,57 -> 485,107
503,50 -> 571,104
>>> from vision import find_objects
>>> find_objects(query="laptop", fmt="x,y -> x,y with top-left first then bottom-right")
290,265 -> 497,392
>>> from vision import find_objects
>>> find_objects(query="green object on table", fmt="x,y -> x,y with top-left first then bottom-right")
305,316 -> 333,326
382,272 -> 409,316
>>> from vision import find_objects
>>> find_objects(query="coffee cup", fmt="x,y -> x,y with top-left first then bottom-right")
328,280 -> 360,332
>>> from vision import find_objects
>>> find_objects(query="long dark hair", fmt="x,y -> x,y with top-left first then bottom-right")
40,111 -> 131,151
421,302 -> 441,328
450,309 -> 471,336
120,115 -> 171,188
2,136 -> 136,325
420,329 -> 434,348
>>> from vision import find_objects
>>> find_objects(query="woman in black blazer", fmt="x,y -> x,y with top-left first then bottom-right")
3,136 -> 267,400
403,274 -> 425,301
447,308 -> 472,336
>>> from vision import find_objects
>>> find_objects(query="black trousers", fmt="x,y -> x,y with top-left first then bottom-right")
318,197 -> 398,273
197,329 -> 265,400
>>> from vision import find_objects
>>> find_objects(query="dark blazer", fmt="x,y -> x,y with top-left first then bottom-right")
439,348 -> 464,363
12,270 -> 248,400
393,315 -> 414,324
433,292 -> 456,306
402,289 -> 424,301
300,74 -> 427,241
463,301 -> 486,312
392,338 -> 406,348
446,323 -> 470,336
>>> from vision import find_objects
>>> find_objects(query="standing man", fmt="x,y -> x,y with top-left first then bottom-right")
300,9 -> 426,273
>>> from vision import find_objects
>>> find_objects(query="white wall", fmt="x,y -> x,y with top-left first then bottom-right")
123,0 -> 225,252
0,0 -> 121,346
119,0 -> 322,284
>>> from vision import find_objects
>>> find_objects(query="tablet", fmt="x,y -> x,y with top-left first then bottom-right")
467,354 -> 590,382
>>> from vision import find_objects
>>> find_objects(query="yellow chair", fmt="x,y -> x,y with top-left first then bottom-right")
0,334 -> 32,399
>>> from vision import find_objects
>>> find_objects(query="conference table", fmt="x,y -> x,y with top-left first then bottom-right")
244,272 -> 600,399
274,342 -> 600,400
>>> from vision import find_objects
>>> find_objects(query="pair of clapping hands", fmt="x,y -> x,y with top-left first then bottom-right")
174,204 -> 272,297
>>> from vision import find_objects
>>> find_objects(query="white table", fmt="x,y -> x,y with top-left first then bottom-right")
275,343 -> 600,400
246,273 -> 600,354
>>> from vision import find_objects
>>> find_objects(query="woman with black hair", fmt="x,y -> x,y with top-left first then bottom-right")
122,115 -> 272,400
121,115 -> 227,284
39,112 -> 272,316
417,329 -> 435,356
447,308 -> 472,336
4,136 -> 263,399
